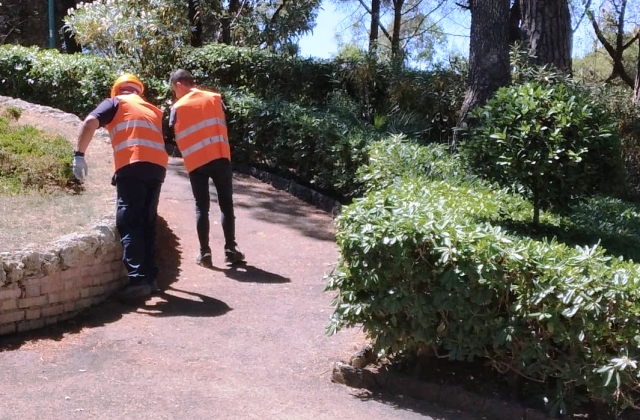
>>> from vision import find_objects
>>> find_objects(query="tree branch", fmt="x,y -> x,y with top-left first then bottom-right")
356,0 -> 394,41
572,0 -> 591,34
586,5 -> 635,87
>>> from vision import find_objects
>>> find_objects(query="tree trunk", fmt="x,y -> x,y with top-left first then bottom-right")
221,0 -> 240,45
188,0 -> 203,47
369,0 -> 381,55
634,36 -> 640,103
454,0 -> 511,148
586,1 -> 635,88
391,0 -> 404,66
509,0 -> 521,44
520,0 -> 572,73
58,0 -> 82,52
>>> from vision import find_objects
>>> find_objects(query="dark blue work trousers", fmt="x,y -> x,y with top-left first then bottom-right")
188,158 -> 236,255
115,177 -> 163,286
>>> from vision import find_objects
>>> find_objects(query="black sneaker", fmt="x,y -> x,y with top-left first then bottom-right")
196,252 -> 213,268
116,280 -> 158,301
224,246 -> 245,265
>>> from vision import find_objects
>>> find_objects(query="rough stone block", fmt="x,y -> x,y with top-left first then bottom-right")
59,290 -> 80,302
75,298 -> 93,310
41,304 -> 64,317
44,316 -> 58,326
41,275 -> 64,294
23,283 -> 41,298
61,267 -> 80,281
0,310 -> 25,324
18,295 -> 47,309
0,299 -> 17,311
64,279 -> 77,291
88,286 -> 105,297
25,308 -> 41,320
0,285 -> 21,301
0,322 -> 16,335
55,233 -> 102,269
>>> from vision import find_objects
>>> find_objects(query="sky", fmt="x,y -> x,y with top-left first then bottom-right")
298,1 -> 596,62
297,2 -> 471,62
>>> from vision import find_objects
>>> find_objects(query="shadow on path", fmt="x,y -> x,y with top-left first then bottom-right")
203,262 -> 291,284
135,287 -> 232,318
353,391 -> 480,420
168,159 -> 335,243
0,216 -> 232,351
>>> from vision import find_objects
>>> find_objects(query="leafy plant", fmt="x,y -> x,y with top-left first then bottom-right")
460,81 -> 622,225
328,137 -> 640,417
0,116 -> 75,194
2,106 -> 22,121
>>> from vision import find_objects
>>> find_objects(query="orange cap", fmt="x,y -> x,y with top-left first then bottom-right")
110,73 -> 144,98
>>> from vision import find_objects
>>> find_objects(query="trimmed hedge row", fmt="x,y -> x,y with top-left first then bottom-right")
0,45 -> 379,200
0,45 -> 117,116
327,136 -> 640,416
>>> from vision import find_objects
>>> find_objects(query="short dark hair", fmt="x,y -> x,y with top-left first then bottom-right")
169,69 -> 195,86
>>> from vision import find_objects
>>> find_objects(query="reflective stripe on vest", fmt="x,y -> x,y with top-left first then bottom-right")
180,135 -> 228,158
174,117 -> 227,141
113,138 -> 168,153
104,95 -> 168,171
109,120 -> 163,139
172,88 -> 231,173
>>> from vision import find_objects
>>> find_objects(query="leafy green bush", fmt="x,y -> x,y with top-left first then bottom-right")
0,116 -> 75,193
460,81 -> 622,225
327,137 -> 640,416
0,45 -> 118,116
224,89 -> 377,199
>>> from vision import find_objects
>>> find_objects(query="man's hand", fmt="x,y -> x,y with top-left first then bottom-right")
73,156 -> 88,181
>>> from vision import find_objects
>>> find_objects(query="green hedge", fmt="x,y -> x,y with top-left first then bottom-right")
223,89 -> 377,200
178,45 -> 465,143
0,45 -> 118,116
327,136 -> 640,416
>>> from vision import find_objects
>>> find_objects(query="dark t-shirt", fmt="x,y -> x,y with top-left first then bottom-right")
90,97 -> 166,182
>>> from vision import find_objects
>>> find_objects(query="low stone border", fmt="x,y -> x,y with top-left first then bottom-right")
0,220 -> 127,335
0,96 -> 123,336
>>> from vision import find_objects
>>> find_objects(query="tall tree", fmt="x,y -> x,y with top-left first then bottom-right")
335,0 -> 447,65
585,0 -> 640,88
520,0 -> 572,72
58,0 -> 83,52
455,0 -> 511,147
188,0 -> 203,47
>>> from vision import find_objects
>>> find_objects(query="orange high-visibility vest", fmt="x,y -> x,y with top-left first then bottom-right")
172,88 -> 231,173
104,95 -> 168,172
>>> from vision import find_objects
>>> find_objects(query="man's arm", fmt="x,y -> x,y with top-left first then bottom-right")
75,116 -> 100,154
76,97 -> 119,153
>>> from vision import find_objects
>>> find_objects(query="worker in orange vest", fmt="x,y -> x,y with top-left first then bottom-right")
168,69 -> 244,267
73,73 -> 169,299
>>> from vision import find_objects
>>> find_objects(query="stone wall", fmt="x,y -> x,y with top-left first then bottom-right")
0,96 -> 124,336
0,222 -> 127,335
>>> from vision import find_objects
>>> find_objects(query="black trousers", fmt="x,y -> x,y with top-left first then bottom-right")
188,158 -> 237,254
115,177 -> 163,286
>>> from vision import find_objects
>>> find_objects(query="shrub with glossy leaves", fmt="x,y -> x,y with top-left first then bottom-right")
459,81 -> 623,225
327,137 -> 640,417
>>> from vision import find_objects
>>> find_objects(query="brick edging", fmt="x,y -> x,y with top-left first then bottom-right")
0,96 -> 125,336
0,223 -> 127,336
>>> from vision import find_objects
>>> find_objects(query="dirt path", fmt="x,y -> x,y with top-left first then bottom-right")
0,157 -> 478,420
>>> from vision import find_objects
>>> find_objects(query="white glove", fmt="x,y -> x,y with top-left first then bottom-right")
73,155 -> 88,181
